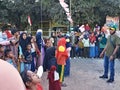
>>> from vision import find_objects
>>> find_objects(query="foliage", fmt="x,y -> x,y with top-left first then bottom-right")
0,0 -> 120,29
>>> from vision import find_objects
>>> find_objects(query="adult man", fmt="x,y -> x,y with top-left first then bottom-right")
99,26 -> 120,83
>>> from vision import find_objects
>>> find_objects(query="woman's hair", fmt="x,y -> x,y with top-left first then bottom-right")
4,49 -> 11,57
20,70 -> 32,88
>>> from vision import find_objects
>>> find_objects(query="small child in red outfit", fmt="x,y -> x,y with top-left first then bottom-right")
47,65 -> 61,90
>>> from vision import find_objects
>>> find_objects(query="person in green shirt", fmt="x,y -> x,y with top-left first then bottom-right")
99,33 -> 107,55
99,26 -> 120,83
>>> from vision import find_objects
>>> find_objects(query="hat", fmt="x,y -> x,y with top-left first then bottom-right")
37,29 -> 42,33
109,26 -> 116,31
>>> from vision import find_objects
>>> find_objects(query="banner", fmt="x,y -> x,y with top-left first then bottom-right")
106,16 -> 119,30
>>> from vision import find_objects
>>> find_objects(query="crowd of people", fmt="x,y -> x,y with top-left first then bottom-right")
69,23 -> 120,83
0,26 -> 72,90
0,23 -> 120,90
70,23 -> 120,59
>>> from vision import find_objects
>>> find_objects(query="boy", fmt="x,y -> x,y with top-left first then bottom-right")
21,70 -> 43,90
4,49 -> 16,68
24,44 -> 32,70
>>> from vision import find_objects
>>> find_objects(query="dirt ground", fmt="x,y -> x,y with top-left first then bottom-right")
41,58 -> 120,90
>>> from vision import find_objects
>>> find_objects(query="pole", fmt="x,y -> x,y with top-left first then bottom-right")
41,0 -> 42,29
69,0 -> 71,33
27,25 -> 31,34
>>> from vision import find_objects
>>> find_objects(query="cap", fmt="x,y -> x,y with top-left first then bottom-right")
109,26 -> 116,31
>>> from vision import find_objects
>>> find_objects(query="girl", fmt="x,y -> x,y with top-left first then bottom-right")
89,32 -> 96,58
21,70 -> 43,90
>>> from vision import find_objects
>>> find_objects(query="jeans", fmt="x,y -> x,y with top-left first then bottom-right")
76,47 -> 80,57
90,46 -> 95,58
95,46 -> 99,57
104,55 -> 115,80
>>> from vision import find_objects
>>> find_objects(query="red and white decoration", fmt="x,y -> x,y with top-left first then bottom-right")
59,0 -> 73,24
28,15 -> 32,26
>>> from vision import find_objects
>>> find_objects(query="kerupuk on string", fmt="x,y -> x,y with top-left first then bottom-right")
59,0 -> 73,24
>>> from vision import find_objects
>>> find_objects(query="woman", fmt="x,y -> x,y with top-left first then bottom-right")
89,32 -> 96,58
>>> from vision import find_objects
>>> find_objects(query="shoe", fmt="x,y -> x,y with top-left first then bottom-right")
99,75 -> 108,79
79,57 -> 81,59
107,79 -> 114,83
61,83 -> 67,87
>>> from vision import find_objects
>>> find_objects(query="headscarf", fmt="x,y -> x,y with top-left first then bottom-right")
100,33 -> 107,45
19,32 -> 29,55
36,31 -> 42,52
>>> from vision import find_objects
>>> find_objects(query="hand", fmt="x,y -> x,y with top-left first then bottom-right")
10,40 -> 16,45
12,40 -> 16,45
99,52 -> 104,58
11,55 -> 15,60
19,58 -> 24,62
110,55 -> 114,61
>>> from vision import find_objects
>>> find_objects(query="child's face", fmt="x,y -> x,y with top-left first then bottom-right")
0,47 -> 4,52
27,71 -> 40,84
8,51 -> 14,58
27,45 -> 31,50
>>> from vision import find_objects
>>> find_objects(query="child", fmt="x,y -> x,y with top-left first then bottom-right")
29,36 -> 39,72
21,70 -> 43,90
0,44 -> 4,59
47,65 -> 61,90
4,49 -> 17,68
24,44 -> 32,70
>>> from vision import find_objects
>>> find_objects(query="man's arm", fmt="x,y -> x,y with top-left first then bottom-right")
111,36 -> 120,58
102,44 -> 108,53
111,45 -> 119,57
99,44 -> 108,58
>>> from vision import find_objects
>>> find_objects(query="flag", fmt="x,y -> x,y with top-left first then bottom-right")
59,0 -> 73,23
64,7 -> 69,13
60,1 -> 68,8
28,15 -> 32,26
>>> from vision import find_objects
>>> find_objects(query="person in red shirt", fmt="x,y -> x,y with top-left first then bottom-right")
85,23 -> 91,32
89,32 -> 96,58
4,29 -> 13,39
21,70 -> 43,90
